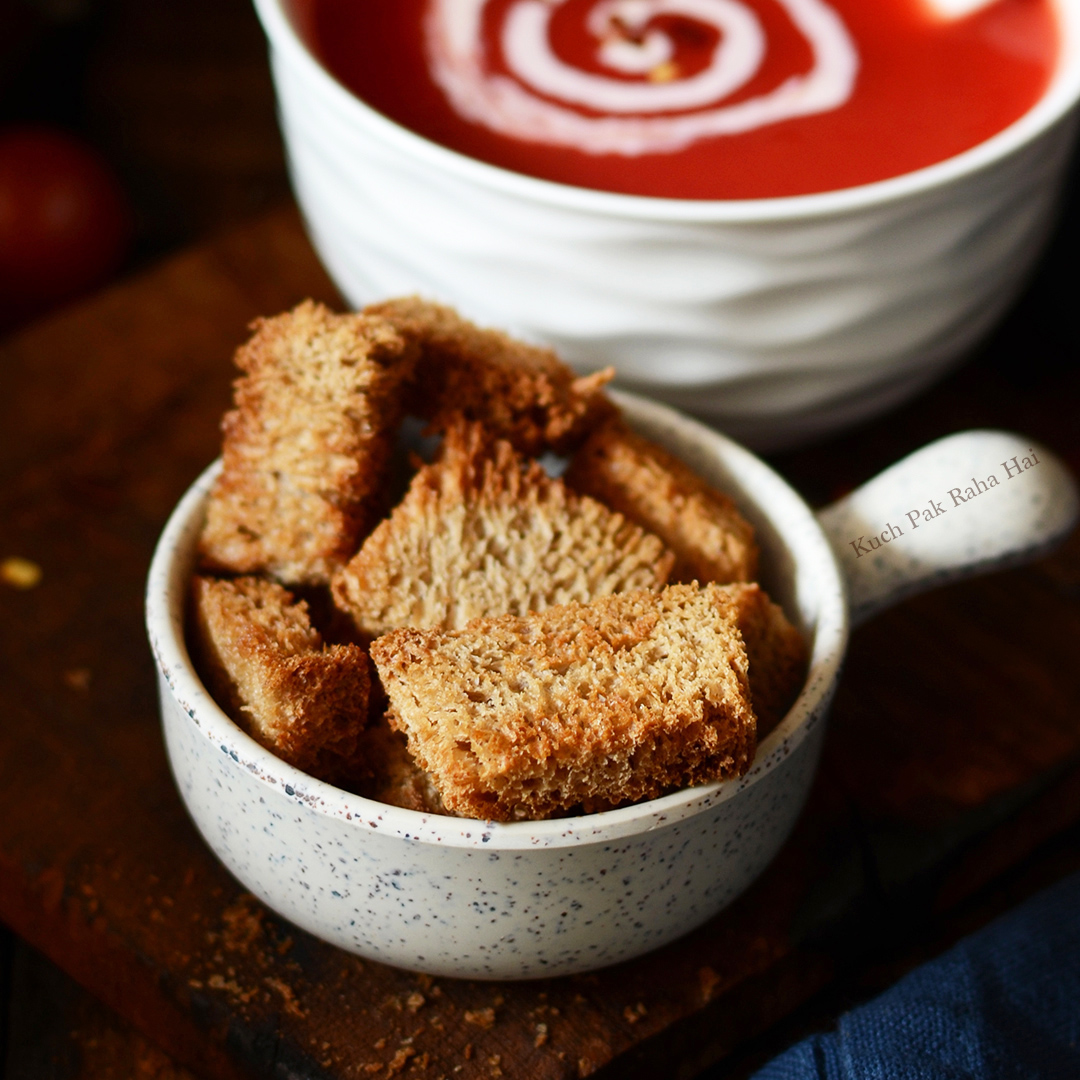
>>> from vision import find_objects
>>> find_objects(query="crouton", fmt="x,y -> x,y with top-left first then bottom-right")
333,419 -> 674,638
191,575 -> 371,781
713,583 -> 808,736
351,720 -> 446,814
366,296 -> 615,455
565,418 -> 759,584
199,301 -> 417,586
369,583 -> 756,821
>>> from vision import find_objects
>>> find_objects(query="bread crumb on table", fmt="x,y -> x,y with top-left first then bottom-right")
1,556 -> 42,589
62,667 -> 92,691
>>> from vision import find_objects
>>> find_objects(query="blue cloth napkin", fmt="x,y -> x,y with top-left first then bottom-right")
753,870 -> 1080,1079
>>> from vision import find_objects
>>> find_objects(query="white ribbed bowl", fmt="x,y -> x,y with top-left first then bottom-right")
254,0 -> 1080,449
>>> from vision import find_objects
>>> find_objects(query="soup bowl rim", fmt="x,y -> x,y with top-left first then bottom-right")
254,0 -> 1080,222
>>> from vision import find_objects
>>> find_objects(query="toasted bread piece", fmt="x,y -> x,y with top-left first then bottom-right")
366,296 -> 615,455
199,301 -> 417,586
565,419 -> 759,585
333,419 -> 675,638
369,583 -> 756,821
191,575 -> 371,781
350,719 -> 446,814
713,583 -> 808,737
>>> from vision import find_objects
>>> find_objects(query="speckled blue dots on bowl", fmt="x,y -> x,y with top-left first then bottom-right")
148,391 -> 850,979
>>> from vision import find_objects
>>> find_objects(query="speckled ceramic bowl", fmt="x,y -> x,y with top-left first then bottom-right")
146,394 -> 1078,979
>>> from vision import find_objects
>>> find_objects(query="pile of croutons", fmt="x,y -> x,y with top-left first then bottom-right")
190,298 -> 806,821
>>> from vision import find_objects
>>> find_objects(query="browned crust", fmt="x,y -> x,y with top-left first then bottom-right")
713,583 -> 808,738
191,575 -> 371,782
189,297 -> 798,819
365,296 -> 616,455
565,418 -> 759,585
369,584 -> 756,821
199,300 -> 418,586
348,719 -> 446,814
332,418 -> 674,638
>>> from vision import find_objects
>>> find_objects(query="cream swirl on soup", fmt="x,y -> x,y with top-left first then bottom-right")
295,0 -> 1058,200
424,0 -> 859,155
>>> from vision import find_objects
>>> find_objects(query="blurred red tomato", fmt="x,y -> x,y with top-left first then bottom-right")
0,127 -> 132,330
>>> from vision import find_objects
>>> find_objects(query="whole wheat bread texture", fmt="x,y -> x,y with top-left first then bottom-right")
191,575 -> 371,782
566,418 -> 759,585
369,583 -> 756,821
366,296 -> 615,455
199,301 -> 417,586
350,720 -> 446,814
713,582 -> 808,737
333,418 -> 675,638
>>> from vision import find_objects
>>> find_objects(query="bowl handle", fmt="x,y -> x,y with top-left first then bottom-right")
815,430 -> 1079,627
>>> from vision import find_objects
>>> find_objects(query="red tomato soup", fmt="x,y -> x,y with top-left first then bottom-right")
291,0 -> 1059,200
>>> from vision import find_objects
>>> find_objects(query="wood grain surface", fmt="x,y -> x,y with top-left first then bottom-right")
1,205 -> 1079,1080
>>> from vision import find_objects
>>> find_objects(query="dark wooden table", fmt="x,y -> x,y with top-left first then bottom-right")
2,199 -> 1079,1080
